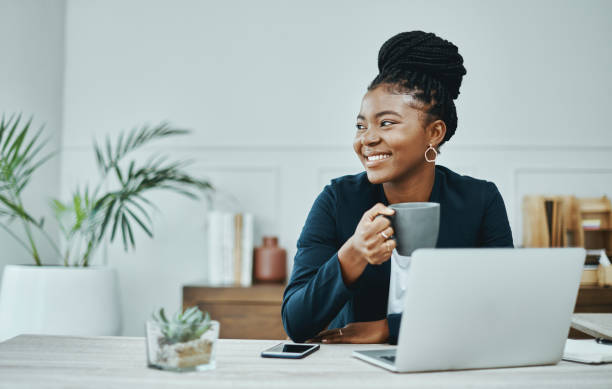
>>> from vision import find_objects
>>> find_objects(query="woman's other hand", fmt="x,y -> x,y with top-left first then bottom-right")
307,319 -> 389,344
338,203 -> 396,284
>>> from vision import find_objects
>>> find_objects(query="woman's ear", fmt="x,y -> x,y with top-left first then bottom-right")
427,119 -> 446,148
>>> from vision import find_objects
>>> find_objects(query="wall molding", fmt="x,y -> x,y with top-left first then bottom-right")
61,144 -> 612,152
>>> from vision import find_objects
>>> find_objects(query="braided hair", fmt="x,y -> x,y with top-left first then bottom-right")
369,31 -> 467,147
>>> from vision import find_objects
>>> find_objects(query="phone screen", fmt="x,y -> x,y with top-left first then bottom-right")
281,344 -> 313,353
261,343 -> 319,358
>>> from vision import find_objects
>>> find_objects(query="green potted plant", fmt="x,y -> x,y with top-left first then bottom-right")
0,115 -> 212,341
146,306 -> 219,371
0,115 -> 57,264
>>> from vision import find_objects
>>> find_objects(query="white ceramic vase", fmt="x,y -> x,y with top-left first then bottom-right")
0,265 -> 121,342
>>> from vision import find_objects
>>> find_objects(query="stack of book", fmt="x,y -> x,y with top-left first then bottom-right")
523,195 -> 612,286
522,195 -> 577,248
206,211 -> 254,287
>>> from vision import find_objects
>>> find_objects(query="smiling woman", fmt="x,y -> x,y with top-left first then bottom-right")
281,31 -> 514,345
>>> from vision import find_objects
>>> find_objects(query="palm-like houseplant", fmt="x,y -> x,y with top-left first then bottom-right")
52,123 -> 212,266
0,115 -> 213,341
0,115 -> 58,265
1,115 -> 212,266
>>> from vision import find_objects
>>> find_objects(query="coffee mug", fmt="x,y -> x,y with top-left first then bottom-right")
387,202 -> 440,315
387,202 -> 440,256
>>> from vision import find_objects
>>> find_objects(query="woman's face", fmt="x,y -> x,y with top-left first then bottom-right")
353,85 -> 441,184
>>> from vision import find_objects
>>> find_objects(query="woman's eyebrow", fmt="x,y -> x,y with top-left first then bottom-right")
356,110 -> 402,121
375,110 -> 402,119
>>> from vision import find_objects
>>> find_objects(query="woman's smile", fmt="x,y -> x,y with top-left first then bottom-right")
364,153 -> 392,168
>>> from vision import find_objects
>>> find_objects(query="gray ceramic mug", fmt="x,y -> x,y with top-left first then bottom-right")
387,202 -> 440,256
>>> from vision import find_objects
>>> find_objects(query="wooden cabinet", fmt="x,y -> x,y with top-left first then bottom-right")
574,285 -> 612,313
183,284 -> 286,340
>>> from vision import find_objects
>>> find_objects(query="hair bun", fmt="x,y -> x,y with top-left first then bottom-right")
377,31 -> 466,99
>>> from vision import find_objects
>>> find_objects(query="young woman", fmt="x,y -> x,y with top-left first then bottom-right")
281,31 -> 513,345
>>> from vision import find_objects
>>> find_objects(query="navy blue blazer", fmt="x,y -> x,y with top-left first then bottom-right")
281,165 -> 514,344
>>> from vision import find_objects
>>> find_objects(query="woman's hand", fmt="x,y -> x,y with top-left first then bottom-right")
307,319 -> 390,344
338,203 -> 396,284
349,202 -> 396,265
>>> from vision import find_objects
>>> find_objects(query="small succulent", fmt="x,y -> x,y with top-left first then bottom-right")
152,306 -> 211,344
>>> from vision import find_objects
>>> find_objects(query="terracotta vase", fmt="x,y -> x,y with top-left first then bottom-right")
254,236 -> 286,283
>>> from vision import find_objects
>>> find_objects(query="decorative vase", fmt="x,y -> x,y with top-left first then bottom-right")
253,236 -> 286,283
0,265 -> 121,342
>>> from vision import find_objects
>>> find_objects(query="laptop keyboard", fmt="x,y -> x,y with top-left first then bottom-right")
380,355 -> 396,363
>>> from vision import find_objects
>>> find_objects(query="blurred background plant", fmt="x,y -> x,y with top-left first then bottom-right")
1,114 -> 212,267
0,115 -> 59,266
52,122 -> 213,266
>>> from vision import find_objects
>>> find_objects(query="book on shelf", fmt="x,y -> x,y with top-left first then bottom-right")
582,219 -> 602,230
522,195 -> 574,248
241,213 -> 254,287
206,211 -> 254,287
581,265 -> 599,286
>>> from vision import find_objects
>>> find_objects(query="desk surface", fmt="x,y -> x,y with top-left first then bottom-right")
1,335 -> 612,388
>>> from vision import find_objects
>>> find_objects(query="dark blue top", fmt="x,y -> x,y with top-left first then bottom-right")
281,165 -> 514,344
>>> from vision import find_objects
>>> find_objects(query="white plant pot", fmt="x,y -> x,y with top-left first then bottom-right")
0,265 -> 121,342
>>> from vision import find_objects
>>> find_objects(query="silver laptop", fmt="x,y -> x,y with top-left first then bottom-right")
353,248 -> 585,373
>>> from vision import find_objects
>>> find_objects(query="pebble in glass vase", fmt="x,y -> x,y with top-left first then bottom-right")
254,236 -> 286,283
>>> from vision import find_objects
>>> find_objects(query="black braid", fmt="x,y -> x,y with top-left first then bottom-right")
369,31 -> 466,146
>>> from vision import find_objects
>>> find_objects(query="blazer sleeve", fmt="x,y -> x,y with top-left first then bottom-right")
479,182 -> 514,247
281,184 -> 358,343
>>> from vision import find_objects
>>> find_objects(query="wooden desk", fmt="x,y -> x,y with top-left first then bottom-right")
1,335 -> 611,388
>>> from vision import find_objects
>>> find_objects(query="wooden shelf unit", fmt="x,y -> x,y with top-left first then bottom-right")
523,195 -> 612,263
181,283 -> 612,340
568,197 -> 612,256
182,283 -> 287,340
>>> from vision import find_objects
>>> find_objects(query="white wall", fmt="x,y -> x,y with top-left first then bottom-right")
57,0 -> 612,335
0,0 -> 64,275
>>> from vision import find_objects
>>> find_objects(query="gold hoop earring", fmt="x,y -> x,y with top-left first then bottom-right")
424,144 -> 437,163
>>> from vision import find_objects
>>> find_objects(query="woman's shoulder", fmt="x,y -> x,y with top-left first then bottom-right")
436,165 -> 498,194
435,165 -> 502,209
436,167 -> 512,247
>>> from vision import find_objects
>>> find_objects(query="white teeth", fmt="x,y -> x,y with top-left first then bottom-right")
367,154 -> 390,162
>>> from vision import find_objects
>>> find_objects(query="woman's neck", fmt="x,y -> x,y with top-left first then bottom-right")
383,163 -> 436,204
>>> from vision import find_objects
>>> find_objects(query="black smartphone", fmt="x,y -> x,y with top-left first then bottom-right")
260,342 -> 320,359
